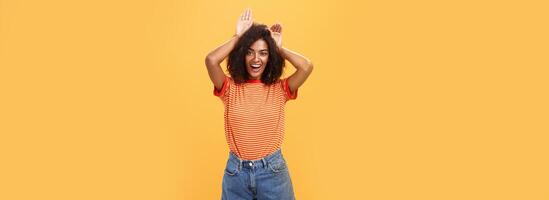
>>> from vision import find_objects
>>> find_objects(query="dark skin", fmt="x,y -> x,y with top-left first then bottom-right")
205,8 -> 313,93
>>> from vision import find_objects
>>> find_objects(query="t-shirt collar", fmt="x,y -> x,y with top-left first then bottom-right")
246,79 -> 262,83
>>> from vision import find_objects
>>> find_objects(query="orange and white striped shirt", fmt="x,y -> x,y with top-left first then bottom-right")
214,75 -> 297,160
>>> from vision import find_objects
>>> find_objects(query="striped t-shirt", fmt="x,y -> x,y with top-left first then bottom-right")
214,75 -> 297,160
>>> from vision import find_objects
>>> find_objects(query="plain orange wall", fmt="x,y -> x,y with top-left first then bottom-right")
1,0 -> 548,199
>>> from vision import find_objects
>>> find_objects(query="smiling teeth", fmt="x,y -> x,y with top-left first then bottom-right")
251,64 -> 261,68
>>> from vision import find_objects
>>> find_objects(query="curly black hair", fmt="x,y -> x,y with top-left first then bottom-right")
227,23 -> 285,85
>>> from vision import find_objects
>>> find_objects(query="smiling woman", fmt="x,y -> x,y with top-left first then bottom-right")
245,39 -> 270,80
204,8 -> 313,200
226,23 -> 285,84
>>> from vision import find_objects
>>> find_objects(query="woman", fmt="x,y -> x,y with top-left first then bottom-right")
205,8 -> 313,200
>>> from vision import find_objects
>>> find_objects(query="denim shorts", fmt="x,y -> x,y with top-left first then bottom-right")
221,149 -> 295,200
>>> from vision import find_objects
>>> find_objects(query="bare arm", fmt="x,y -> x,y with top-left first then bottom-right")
280,47 -> 313,93
269,23 -> 313,93
205,35 -> 240,90
205,9 -> 253,91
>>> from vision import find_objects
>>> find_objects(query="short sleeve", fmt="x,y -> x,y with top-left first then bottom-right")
282,78 -> 298,101
213,76 -> 231,99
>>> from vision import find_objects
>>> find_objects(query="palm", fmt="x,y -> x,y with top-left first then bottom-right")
270,23 -> 283,49
236,9 -> 253,37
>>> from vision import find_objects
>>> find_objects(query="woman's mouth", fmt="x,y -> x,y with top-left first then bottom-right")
251,64 -> 261,72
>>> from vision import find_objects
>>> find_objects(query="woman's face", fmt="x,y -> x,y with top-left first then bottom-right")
245,39 -> 269,80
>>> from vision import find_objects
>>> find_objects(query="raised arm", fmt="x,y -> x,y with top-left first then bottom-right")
270,23 -> 314,93
205,9 -> 253,91
280,47 -> 314,93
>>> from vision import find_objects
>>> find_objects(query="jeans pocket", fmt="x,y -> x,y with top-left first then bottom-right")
268,157 -> 288,173
224,159 -> 239,176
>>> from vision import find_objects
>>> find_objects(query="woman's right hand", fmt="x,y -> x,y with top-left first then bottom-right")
235,9 -> 253,37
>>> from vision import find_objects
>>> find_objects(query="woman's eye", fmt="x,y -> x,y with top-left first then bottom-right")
260,52 -> 268,56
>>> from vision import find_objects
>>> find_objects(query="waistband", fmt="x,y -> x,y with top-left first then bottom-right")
229,149 -> 283,169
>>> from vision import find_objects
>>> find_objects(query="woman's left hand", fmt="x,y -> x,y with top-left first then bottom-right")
269,23 -> 283,50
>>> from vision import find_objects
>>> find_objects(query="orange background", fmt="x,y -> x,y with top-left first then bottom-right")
1,0 -> 548,199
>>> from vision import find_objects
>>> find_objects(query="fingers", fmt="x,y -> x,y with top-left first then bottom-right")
240,9 -> 248,20
240,9 -> 245,20
270,23 -> 282,33
241,8 -> 252,21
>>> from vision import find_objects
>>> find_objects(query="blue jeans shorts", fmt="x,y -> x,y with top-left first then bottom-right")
221,149 -> 295,200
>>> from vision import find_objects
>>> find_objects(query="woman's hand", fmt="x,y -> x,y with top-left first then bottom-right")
235,9 -> 253,37
269,23 -> 283,50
